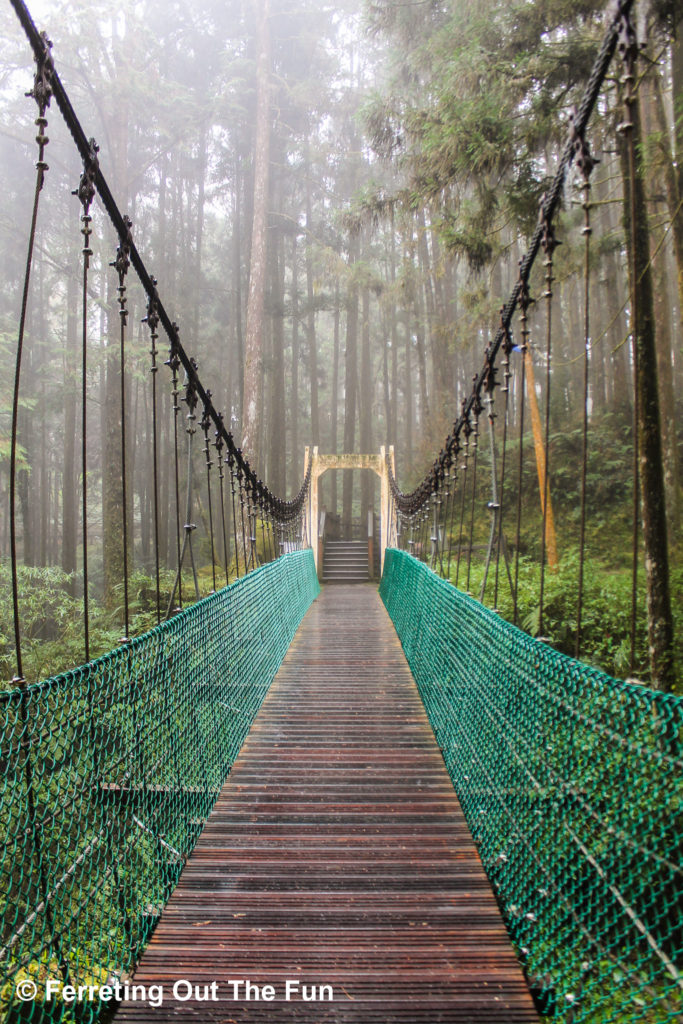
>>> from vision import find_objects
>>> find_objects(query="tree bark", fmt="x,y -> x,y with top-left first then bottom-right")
360,281 -> 372,525
291,234 -> 300,484
269,218 -> 286,495
647,68 -> 681,537
241,0 -> 271,463
103,28 -> 131,610
404,302 -> 413,472
330,281 -> 340,516
411,225 -> 430,431
670,15 -> 683,338
622,87 -> 676,691
389,209 -> 399,471
305,165 -> 320,446
233,159 -> 245,423
343,233 -> 360,535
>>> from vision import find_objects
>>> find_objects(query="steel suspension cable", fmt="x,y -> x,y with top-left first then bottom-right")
537,206 -> 557,639
493,321 -> 514,609
465,407 -> 481,594
445,449 -> 460,579
112,217 -> 133,640
9,31 -> 52,681
10,0 -> 311,536
167,337 -> 183,611
384,0 -> 636,523
480,378 -> 499,603
214,420 -> 230,587
7,34 -> 72,976
75,145 -> 98,660
201,400 -> 217,593
455,423 -> 470,588
229,454 -> 241,578
513,283 -> 531,625
182,371 -> 200,602
238,459 -> 248,573
143,284 -> 162,623
575,131 -> 598,657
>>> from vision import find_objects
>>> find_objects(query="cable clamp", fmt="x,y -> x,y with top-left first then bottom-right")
72,137 -> 99,213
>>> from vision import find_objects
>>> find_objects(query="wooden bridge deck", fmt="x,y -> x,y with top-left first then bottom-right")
115,585 -> 538,1023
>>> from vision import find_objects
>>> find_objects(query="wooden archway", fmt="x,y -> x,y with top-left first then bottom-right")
304,446 -> 396,576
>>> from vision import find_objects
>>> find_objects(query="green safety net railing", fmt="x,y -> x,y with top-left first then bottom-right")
0,549 -> 319,1023
380,548 -> 682,1024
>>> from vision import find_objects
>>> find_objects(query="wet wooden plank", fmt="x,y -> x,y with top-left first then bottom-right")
114,584 -> 538,1023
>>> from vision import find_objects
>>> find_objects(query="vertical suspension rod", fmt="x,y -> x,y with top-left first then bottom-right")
575,129 -> 598,657
10,0 -> 311,534
9,34 -> 52,680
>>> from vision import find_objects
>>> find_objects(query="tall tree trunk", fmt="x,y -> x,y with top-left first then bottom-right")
291,234 -> 300,484
414,291 -> 429,430
360,281 -> 372,526
404,301 -> 413,472
305,165 -> 320,446
418,210 -> 445,429
269,219 -> 286,495
389,209 -> 399,471
241,0 -> 271,463
669,15 -> 683,340
411,225 -> 429,432
382,304 -> 391,447
621,84 -> 676,691
233,163 -> 245,422
343,233 -> 360,535
330,281 -> 340,516
648,68 -> 681,536
103,31 -> 130,610
193,124 -> 208,347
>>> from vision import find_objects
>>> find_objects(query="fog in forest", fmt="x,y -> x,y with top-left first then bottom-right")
0,0 -> 681,688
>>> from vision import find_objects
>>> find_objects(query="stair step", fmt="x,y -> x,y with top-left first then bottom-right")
325,569 -> 368,574
325,568 -> 368,573
323,575 -> 369,579
322,537 -> 370,586
325,541 -> 366,546
321,561 -> 366,569
323,577 -> 370,583
323,566 -> 369,573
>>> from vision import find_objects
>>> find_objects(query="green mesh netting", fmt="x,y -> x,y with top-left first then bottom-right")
380,548 -> 682,1023
0,549 -> 319,1023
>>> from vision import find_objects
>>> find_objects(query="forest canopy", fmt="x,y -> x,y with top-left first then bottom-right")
0,0 -> 680,688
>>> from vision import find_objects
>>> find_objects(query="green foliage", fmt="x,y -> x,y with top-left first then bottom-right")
469,551 -> 646,675
362,0 -> 610,258
453,550 -> 682,693
0,561 -> 226,688
382,549 -> 683,1024
0,551 -> 320,1024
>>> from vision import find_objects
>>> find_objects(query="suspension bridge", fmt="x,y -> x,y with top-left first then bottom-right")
1,1 -> 681,1023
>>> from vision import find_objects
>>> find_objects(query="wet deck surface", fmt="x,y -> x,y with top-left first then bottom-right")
115,584 -> 538,1022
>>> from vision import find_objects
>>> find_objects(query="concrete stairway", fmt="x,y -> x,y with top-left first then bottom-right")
322,540 -> 369,583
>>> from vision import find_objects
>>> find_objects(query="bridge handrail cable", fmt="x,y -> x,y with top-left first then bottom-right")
9,0 -> 311,526
386,0 -> 634,516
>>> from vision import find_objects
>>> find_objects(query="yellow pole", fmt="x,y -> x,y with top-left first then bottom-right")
523,348 -> 558,569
